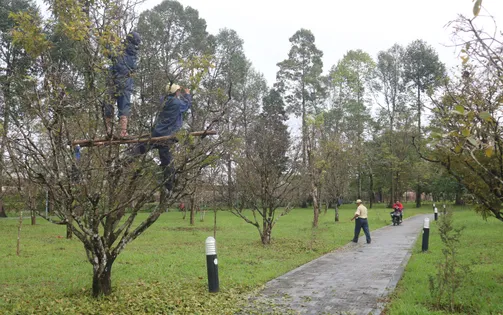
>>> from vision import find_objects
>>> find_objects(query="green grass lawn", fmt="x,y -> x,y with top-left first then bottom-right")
385,208 -> 503,315
1,202 -> 491,314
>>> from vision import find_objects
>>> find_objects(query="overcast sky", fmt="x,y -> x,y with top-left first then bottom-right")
138,0 -> 503,85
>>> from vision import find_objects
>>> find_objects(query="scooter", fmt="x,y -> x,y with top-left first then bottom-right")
390,209 -> 401,226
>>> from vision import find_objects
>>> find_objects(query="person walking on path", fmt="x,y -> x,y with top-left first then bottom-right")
351,199 -> 371,244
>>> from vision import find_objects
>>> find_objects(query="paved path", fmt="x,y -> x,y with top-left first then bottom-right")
249,214 -> 433,315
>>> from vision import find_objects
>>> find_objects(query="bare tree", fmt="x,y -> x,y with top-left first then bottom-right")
9,0 -> 233,297
231,89 -> 298,244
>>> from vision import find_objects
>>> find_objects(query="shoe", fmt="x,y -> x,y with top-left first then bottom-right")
105,117 -> 112,136
163,188 -> 173,199
367,241 -> 371,244
106,134 -> 120,140
119,116 -> 128,138
351,240 -> 358,243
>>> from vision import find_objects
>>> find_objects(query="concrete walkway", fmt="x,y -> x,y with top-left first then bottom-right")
249,214 -> 432,315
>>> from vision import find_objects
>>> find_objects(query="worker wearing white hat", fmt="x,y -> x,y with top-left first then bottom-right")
129,82 -> 192,193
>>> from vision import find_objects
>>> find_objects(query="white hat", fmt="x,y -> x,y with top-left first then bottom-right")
356,199 -> 362,204
166,83 -> 181,94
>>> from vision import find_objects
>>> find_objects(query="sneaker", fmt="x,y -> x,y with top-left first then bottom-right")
163,188 -> 173,199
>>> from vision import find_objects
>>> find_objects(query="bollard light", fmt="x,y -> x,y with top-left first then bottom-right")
422,218 -> 430,252
434,207 -> 438,221
205,236 -> 219,293
443,204 -> 446,215
424,218 -> 430,229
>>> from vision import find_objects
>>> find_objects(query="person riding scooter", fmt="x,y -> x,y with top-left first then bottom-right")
392,200 -> 404,222
390,209 -> 401,225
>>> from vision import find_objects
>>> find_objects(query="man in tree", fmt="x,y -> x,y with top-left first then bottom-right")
104,31 -> 141,138
129,83 -> 192,193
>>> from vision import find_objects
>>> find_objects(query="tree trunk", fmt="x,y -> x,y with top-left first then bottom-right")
455,191 -> 462,205
389,170 -> 395,208
455,182 -> 463,205
415,182 -> 421,208
30,210 -> 36,225
227,158 -> 233,208
49,191 -> 55,215
0,82 -> 11,219
213,209 -> 217,238
369,172 -> 374,209
357,91 -> 363,200
92,260 -> 114,297
261,224 -> 271,245
301,87 -> 307,166
389,114 -> 395,208
28,187 -> 36,224
416,86 -> 422,209
357,168 -> 362,199
189,196 -> 195,226
311,183 -> 319,228
66,218 -> 73,239
334,204 -> 339,222
0,200 -> 7,218
17,211 -> 22,256
417,86 -> 422,138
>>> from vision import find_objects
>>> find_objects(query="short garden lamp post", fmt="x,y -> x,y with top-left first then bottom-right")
205,236 -> 219,293
422,218 -> 430,252
443,204 -> 446,215
434,207 -> 438,221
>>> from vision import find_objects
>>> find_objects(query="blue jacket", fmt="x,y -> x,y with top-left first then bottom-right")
111,32 -> 141,78
152,94 -> 192,137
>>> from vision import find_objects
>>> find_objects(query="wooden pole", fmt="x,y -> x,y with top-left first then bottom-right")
17,211 -> 23,256
72,130 -> 217,147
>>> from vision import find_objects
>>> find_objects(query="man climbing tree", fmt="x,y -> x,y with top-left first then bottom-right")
104,31 -> 141,138
126,82 -> 192,194
9,0 -> 230,297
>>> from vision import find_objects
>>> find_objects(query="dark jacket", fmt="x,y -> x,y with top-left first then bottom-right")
111,32 -> 141,77
152,94 -> 192,137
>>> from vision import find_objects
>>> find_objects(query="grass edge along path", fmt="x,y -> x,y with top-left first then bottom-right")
384,208 -> 503,315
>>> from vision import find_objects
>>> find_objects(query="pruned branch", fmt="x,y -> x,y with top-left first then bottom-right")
73,130 -> 217,147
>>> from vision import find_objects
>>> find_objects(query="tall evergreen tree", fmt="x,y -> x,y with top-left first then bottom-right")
374,44 -> 408,205
330,50 -> 375,199
404,39 -> 445,207
0,0 -> 38,217
275,29 -> 324,165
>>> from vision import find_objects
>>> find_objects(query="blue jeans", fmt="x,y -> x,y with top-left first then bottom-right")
104,76 -> 133,118
353,218 -> 371,243
128,142 -> 175,191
